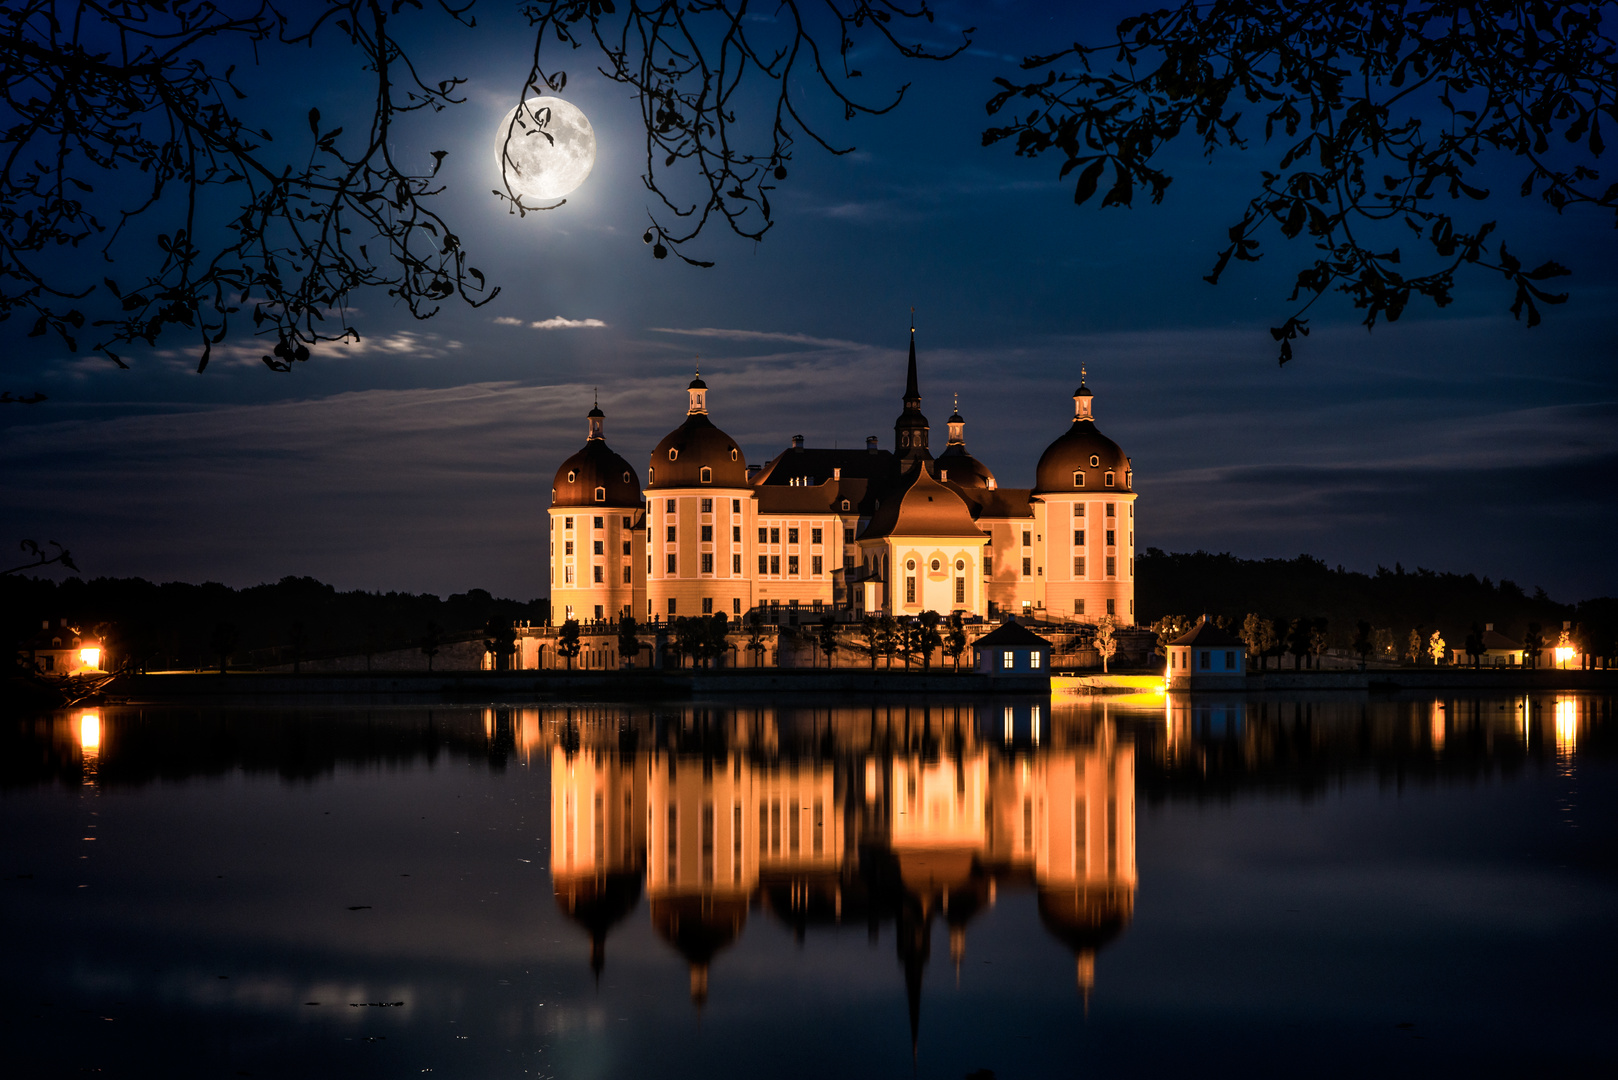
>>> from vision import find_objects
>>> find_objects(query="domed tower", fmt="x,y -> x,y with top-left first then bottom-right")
893,320 -> 931,467
1033,370 -> 1137,624
549,400 -> 646,625
936,394 -> 997,489
644,371 -> 755,622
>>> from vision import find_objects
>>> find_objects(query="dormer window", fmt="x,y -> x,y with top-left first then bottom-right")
648,466 -> 655,484
1105,471 -> 1115,487
700,467 -> 712,484
567,470 -> 576,483
840,499 -> 850,511
730,448 -> 738,461
622,471 -> 631,484
669,448 -> 678,461
1073,471 -> 1084,487
1125,470 -> 1132,488
594,486 -> 606,502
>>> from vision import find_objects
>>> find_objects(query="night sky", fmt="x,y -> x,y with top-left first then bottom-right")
4,2 -> 1615,601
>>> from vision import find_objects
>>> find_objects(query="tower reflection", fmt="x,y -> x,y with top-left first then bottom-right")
544,700 -> 1137,1041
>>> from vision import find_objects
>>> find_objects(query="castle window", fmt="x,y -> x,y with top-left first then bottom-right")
1090,455 -> 1100,467
1107,598 -> 1116,615
593,516 -> 603,529
812,556 -> 823,575
956,559 -> 965,571
564,566 -> 575,584
701,498 -> 712,513
732,525 -> 741,542
701,554 -> 714,573
595,486 -> 606,502
770,528 -> 780,545
1106,556 -> 1116,577
593,540 -> 604,555
770,555 -> 780,575
906,559 -> 916,571
623,566 -> 632,583
733,598 -> 742,614
667,526 -> 676,542
788,555 -> 800,575
669,448 -> 678,461
1074,503 -> 1085,518
669,598 -> 678,615
648,467 -> 655,483
759,555 -> 768,574
1075,529 -> 1085,545
667,554 -> 677,573
1022,530 -> 1031,547
841,499 -> 850,511
733,554 -> 742,573
668,499 -> 677,514
906,577 -> 916,603
1073,472 -> 1084,487
623,516 -> 632,527
565,517 -> 573,529
788,528 -> 799,545
1106,530 -> 1115,546
759,527 -> 768,543
930,559 -> 941,572
730,449 -> 738,461
565,540 -> 574,555
703,597 -> 714,614
955,576 -> 965,603
593,565 -> 604,583
732,498 -> 741,513
1075,598 -> 1086,615
1022,557 -> 1032,576
811,528 -> 822,545
1104,471 -> 1115,487
1075,556 -> 1085,576
701,525 -> 713,542
1106,503 -> 1116,518
700,467 -> 712,483
623,472 -> 631,484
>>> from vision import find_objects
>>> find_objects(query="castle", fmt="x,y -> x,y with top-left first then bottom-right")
548,325 -> 1137,626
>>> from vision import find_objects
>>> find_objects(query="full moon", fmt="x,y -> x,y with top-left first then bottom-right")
495,96 -> 596,201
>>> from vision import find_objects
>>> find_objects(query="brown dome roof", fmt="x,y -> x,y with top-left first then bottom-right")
937,446 -> 996,488
647,412 -> 749,489
1034,419 -> 1130,494
552,438 -> 643,508
859,462 -> 985,540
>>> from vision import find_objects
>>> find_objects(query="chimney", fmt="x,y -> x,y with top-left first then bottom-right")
833,466 -> 841,480
791,434 -> 804,450
866,435 -> 878,453
1485,623 -> 1493,632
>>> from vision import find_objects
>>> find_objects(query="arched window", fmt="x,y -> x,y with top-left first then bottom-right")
1073,472 -> 1084,488
595,486 -> 606,502
700,466 -> 712,483
1104,471 -> 1115,488
648,466 -> 655,484
669,448 -> 678,461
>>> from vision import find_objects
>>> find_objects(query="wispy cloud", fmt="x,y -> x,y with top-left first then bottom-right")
493,316 -> 525,326
530,317 -> 607,330
648,326 -> 867,350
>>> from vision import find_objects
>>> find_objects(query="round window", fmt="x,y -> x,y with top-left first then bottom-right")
956,559 -> 965,571
1089,455 -> 1100,467
930,559 -> 941,572
906,559 -> 916,571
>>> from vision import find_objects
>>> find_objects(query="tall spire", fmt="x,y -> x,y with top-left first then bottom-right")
904,309 -> 920,406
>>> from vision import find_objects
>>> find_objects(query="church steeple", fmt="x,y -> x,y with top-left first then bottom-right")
894,313 -> 930,461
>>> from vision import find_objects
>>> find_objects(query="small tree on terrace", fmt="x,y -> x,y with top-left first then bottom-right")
484,617 -> 518,671
816,615 -> 839,669
916,611 -> 943,672
943,612 -> 968,672
857,615 -> 881,669
421,621 -> 442,672
1095,615 -> 1118,674
705,613 -> 732,669
556,619 -> 582,671
617,614 -> 641,669
1428,631 -> 1447,666
877,614 -> 900,670
746,609 -> 768,667
1240,613 -> 1276,672
1406,628 -> 1425,666
1524,622 -> 1545,669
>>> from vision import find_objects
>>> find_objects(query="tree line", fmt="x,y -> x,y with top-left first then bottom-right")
1136,549 -> 1615,664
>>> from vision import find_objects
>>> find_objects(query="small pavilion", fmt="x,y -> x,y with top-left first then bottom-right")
1166,618 -> 1246,690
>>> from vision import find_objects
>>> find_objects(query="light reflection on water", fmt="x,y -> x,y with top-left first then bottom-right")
1,693 -> 1614,1079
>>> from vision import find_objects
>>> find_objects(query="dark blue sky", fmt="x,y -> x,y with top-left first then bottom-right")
3,2 -> 1615,600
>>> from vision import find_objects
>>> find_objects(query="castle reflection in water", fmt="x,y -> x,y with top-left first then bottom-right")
495,697 -> 1137,1034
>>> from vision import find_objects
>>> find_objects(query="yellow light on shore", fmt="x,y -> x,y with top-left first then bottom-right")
78,647 -> 101,670
80,711 -> 101,751
1553,646 -> 1575,668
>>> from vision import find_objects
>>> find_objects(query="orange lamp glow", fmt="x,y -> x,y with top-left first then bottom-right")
78,647 -> 101,670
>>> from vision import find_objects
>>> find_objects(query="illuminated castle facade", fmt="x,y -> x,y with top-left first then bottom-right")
548,327 -> 1137,625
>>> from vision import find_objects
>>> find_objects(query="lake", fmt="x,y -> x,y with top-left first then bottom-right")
2,692 -> 1613,1078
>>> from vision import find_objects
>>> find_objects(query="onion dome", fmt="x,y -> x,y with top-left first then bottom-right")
1033,370 -> 1132,495
553,870 -> 643,981
936,394 -> 996,489
646,372 -> 749,488
650,893 -> 749,1006
551,402 -> 643,508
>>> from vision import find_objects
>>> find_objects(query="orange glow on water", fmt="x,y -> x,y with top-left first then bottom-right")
79,712 -> 101,751
1554,699 -> 1578,754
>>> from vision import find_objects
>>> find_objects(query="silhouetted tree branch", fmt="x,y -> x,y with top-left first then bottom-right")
982,0 -> 1613,363
1,0 -> 497,375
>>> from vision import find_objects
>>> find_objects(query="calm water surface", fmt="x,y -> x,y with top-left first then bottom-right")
2,693 -> 1614,1078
